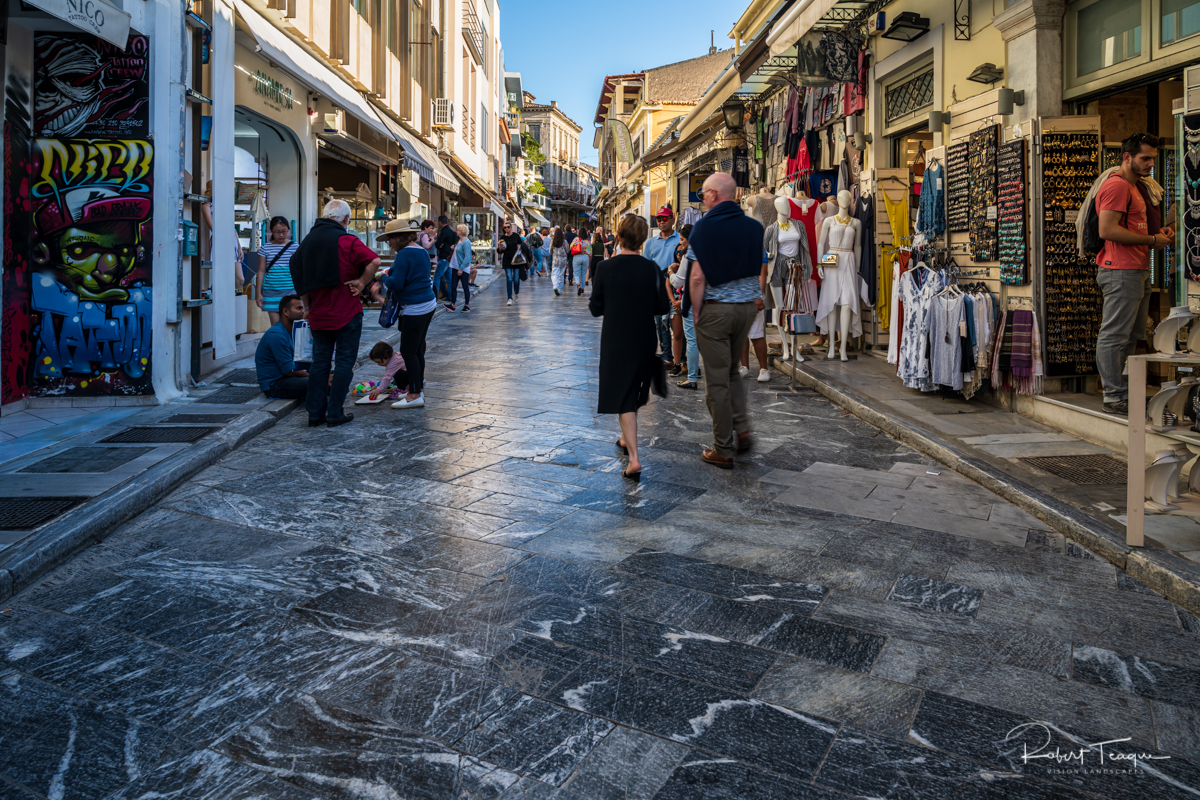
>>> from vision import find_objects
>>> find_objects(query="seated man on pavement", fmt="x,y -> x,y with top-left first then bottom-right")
255,294 -> 309,399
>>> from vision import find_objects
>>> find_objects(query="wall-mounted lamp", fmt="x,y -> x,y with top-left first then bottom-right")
722,98 -> 746,132
997,87 -> 1026,115
929,110 -> 951,129
881,12 -> 929,42
852,131 -> 873,150
967,63 -> 1004,84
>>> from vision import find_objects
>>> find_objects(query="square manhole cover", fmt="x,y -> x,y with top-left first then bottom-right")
164,413 -> 241,424
18,446 -> 154,473
215,368 -> 258,385
906,398 -> 991,415
1020,454 -> 1127,485
0,497 -> 87,530
195,386 -> 263,404
99,427 -> 217,444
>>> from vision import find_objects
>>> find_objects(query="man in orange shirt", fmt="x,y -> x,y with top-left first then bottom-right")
1095,133 -> 1174,414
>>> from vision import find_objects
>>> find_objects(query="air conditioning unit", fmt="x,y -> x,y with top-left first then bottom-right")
324,109 -> 345,135
433,98 -> 455,130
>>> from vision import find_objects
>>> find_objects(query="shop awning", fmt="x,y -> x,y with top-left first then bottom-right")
525,208 -> 550,227
489,199 -> 507,219
766,0 -> 841,58
372,112 -> 460,193
235,0 -> 394,142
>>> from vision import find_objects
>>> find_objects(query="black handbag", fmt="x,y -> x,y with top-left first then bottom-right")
649,354 -> 668,398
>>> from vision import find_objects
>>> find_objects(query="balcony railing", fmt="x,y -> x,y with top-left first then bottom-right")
543,183 -> 593,204
462,0 -> 484,62
468,115 -> 476,150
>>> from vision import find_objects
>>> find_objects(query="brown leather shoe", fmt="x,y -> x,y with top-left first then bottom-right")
701,448 -> 733,469
737,432 -> 753,453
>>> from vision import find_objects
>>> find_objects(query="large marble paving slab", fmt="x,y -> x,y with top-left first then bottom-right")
559,725 -> 690,800
1073,644 -> 1200,711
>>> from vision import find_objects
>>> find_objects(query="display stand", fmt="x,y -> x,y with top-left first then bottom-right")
1126,353 -> 1200,546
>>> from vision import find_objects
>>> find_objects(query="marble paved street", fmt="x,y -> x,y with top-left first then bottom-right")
3,275 -> 1200,799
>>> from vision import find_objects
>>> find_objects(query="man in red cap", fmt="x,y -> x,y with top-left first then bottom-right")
643,206 -> 681,366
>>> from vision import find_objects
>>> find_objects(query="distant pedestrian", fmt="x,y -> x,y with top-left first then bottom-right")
419,219 -> 437,281
290,199 -> 380,427
551,229 -> 569,295
445,224 -> 472,312
497,221 -> 529,306
589,230 -> 605,289
255,215 -> 298,324
254,294 -> 309,399
669,224 -> 695,383
571,233 -> 589,296
434,215 -> 457,300
589,215 -> 670,479
527,226 -> 544,276
378,218 -> 437,409
686,173 -> 764,468
539,227 -> 552,276
644,206 -> 681,369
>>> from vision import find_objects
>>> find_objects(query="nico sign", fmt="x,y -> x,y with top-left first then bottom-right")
25,0 -> 131,48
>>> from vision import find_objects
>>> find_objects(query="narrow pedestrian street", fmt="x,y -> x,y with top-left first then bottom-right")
2,276 -> 1199,800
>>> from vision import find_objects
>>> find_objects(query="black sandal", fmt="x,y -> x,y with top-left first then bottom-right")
622,468 -> 641,481
616,439 -> 628,454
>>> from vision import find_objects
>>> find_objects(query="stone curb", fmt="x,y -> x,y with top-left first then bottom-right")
0,400 -> 299,603
772,355 -> 1200,617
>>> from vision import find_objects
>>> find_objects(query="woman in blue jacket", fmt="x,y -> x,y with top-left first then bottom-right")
381,219 -> 437,409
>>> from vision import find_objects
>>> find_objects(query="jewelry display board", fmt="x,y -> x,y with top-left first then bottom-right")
968,124 -> 999,261
997,140 -> 1027,284
1184,114 -> 1200,282
947,142 -> 970,233
1042,130 -> 1101,377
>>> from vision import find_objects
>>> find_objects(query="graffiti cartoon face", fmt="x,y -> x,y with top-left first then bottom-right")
34,221 -> 142,302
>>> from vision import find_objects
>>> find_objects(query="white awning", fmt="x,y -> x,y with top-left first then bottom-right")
489,200 -> 507,218
767,0 -> 840,58
372,111 -> 460,193
235,0 -> 394,142
525,208 -> 550,227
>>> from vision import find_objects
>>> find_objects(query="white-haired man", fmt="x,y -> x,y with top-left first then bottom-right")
289,199 -> 380,427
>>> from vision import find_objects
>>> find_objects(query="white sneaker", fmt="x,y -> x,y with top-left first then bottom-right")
391,394 -> 425,408
507,299 -> 513,306
757,368 -> 770,383
738,366 -> 749,378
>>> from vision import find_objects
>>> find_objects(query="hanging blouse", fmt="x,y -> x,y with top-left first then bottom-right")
916,161 -> 947,236
855,196 -> 877,306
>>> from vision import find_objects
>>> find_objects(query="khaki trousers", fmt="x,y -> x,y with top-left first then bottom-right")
695,301 -> 757,457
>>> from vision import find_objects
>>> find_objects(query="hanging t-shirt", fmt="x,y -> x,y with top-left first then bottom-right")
809,169 -> 839,201
732,147 -> 751,188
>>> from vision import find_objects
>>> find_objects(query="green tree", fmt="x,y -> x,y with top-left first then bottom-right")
523,133 -> 546,165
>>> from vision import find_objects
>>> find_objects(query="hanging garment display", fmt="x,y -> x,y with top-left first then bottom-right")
929,292 -> 966,391
1185,113 -> 1200,281
796,32 -> 834,87
821,31 -> 861,82
844,51 -> 868,116
732,147 -> 751,188
809,169 -> 839,201
855,195 -> 877,307
1042,131 -> 1101,377
789,196 -> 822,288
916,159 -> 946,237
997,140 -> 1028,284
896,265 -> 940,390
968,124 -> 999,261
946,142 -> 970,233
887,253 -> 911,363
991,309 -> 1044,394
880,187 -> 910,330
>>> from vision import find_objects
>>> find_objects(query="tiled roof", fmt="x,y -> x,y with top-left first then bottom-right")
645,49 -> 734,104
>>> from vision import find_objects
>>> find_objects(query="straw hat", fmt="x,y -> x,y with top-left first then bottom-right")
380,218 -> 421,238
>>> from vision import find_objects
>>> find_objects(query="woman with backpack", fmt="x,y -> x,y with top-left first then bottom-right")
527,228 -> 544,276
550,229 -> 570,296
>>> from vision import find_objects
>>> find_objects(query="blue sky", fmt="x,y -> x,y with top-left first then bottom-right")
500,0 -> 741,166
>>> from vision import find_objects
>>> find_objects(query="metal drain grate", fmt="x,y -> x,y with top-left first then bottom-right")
215,368 -> 258,385
0,497 -> 87,530
906,398 -> 990,415
1020,454 -> 1127,485
195,385 -> 263,404
18,446 -> 154,473
99,427 -> 217,444
164,413 -> 241,424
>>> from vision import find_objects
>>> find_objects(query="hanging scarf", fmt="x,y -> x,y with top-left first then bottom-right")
1010,310 -> 1034,378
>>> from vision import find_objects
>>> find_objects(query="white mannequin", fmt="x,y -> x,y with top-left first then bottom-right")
772,195 -> 795,362
817,189 -> 861,361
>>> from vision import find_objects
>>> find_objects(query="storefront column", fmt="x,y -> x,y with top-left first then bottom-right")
993,0 -> 1066,125
210,0 -> 238,359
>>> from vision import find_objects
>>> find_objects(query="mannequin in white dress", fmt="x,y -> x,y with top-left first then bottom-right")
816,190 -> 862,361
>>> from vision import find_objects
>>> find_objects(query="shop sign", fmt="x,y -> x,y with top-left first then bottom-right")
608,119 -> 634,164
25,0 -> 130,48
249,68 -> 294,112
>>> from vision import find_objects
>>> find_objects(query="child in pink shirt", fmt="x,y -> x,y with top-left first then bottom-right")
366,341 -> 407,401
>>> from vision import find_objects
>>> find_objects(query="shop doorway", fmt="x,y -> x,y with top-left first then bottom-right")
892,127 -> 934,203
233,107 -> 305,244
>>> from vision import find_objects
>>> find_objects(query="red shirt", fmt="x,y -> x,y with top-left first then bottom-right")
307,236 -> 378,330
1096,173 -> 1148,270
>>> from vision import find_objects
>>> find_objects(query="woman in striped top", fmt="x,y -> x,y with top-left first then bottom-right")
255,216 -> 298,323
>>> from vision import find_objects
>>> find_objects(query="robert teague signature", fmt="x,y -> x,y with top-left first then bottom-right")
1006,722 -> 1171,767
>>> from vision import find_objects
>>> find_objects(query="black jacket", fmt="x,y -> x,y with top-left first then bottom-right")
435,225 -> 458,261
289,218 -> 355,296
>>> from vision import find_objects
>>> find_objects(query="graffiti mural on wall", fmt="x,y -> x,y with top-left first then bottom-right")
0,33 -> 155,398
28,138 -> 153,394
34,34 -> 149,138
1,68 -> 34,405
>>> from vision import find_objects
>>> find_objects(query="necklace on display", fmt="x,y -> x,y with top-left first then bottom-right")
835,213 -> 851,224
780,218 -> 791,230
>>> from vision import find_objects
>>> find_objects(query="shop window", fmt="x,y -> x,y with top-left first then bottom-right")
1163,0 -> 1200,43
884,68 -> 934,127
1077,0 -> 1142,75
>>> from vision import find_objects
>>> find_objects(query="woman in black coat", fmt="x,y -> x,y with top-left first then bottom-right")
589,215 -> 671,479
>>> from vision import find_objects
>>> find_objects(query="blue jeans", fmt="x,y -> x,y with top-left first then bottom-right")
532,249 -> 543,275
683,314 -> 700,383
655,313 -> 672,361
505,268 -> 521,299
434,258 -> 451,299
306,313 -> 362,422
268,376 -> 308,399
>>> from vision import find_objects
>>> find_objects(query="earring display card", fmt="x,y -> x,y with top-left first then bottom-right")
1184,114 -> 1200,282
947,142 -> 970,233
1041,131 -> 1101,377
968,125 -> 999,261
997,140 -> 1027,284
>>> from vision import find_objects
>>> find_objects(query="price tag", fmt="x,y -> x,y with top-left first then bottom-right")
1065,209 -> 1079,224
959,320 -> 968,337
986,206 -> 998,221
937,178 -> 943,190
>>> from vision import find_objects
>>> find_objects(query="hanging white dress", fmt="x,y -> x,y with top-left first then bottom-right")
887,258 -> 902,364
815,217 -> 868,337
897,268 -> 939,391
